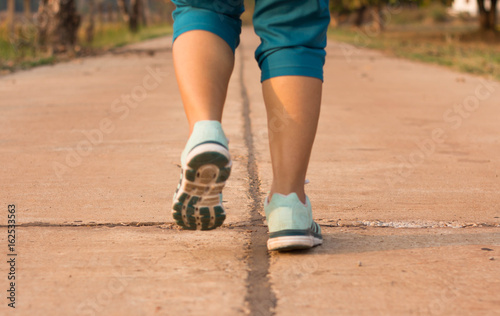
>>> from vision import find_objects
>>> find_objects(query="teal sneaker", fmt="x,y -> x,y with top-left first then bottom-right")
265,193 -> 323,251
172,121 -> 231,230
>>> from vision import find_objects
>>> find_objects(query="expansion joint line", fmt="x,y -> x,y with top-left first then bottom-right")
239,45 -> 277,316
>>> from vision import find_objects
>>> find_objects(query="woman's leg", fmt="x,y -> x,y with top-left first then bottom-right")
171,0 -> 244,132
253,0 -> 330,203
262,76 -> 322,204
253,0 -> 330,250
171,1 -> 243,230
173,30 -> 234,132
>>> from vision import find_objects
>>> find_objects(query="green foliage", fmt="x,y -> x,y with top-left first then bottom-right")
0,24 -> 37,61
429,4 -> 448,22
80,23 -> 172,50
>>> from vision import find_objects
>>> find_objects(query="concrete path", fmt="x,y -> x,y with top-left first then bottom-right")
1,27 -> 499,315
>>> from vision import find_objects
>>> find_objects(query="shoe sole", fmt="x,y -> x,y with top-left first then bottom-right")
267,235 -> 323,251
172,143 -> 231,230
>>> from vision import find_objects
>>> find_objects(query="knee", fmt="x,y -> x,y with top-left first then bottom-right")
253,0 -> 330,81
172,0 -> 244,52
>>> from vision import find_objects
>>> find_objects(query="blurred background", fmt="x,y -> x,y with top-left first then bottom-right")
0,0 -> 175,72
0,0 -> 498,79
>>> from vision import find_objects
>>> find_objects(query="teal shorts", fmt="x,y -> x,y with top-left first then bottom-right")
172,0 -> 330,82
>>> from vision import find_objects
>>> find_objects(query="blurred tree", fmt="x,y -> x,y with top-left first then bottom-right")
37,0 -> 81,54
330,0 -> 394,30
7,0 -> 15,33
117,0 -> 142,32
55,0 -> 80,52
142,0 -> 150,26
477,0 -> 498,31
97,0 -> 104,26
24,0 -> 31,20
85,0 -> 95,44
129,0 -> 140,32
371,0 -> 385,31
117,0 -> 130,23
106,2 -> 114,23
330,0 -> 350,27
37,0 -> 52,48
354,4 -> 368,27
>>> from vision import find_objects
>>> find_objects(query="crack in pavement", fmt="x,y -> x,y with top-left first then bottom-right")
3,221 -> 498,229
240,47 -> 277,316
0,222 -> 173,228
0,221 -> 268,229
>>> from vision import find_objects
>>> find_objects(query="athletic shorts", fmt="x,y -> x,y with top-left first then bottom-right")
171,0 -> 330,82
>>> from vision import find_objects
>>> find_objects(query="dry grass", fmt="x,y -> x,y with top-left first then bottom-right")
78,23 -> 172,50
0,22 -> 172,73
329,24 -> 500,81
